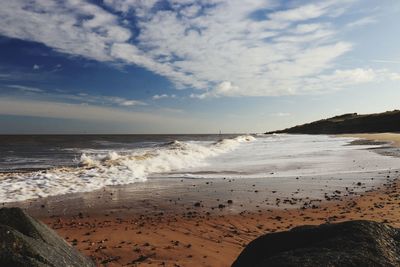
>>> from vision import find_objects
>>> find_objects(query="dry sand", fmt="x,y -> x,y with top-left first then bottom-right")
16,133 -> 400,266
341,132 -> 400,147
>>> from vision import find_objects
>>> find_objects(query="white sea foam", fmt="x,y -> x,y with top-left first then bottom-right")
165,134 -> 400,179
2,134 -> 400,203
0,135 -> 256,202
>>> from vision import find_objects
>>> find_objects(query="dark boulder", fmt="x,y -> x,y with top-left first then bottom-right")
0,207 -> 95,267
232,220 -> 400,267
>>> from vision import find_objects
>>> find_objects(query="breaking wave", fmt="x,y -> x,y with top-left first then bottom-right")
0,135 -> 256,202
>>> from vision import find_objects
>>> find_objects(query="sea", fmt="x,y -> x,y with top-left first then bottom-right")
1,134 -> 400,203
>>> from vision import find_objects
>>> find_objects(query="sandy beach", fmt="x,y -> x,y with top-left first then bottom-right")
4,134 -> 398,266
41,178 -> 400,267
341,133 -> 400,147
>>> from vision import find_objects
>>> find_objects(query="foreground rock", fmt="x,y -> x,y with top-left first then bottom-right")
232,220 -> 400,267
0,207 -> 95,267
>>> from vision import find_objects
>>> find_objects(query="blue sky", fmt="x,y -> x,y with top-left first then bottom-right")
0,0 -> 399,134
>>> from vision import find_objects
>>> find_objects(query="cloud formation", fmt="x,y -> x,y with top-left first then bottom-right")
70,94 -> 147,107
1,85 -> 146,107
153,94 -> 170,100
0,0 -> 397,98
7,84 -> 44,93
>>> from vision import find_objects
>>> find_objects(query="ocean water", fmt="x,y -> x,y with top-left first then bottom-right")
0,134 -> 399,203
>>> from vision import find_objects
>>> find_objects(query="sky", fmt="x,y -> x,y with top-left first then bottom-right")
0,0 -> 399,134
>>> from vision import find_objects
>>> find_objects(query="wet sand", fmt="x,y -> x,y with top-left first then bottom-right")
6,133 -> 400,267
27,175 -> 399,267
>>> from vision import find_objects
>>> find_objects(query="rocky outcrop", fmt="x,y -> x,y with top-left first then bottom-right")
0,207 -> 95,267
232,220 -> 400,267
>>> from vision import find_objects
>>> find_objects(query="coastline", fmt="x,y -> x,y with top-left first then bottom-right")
5,133 -> 400,266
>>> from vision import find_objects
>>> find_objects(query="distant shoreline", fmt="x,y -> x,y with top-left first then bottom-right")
267,110 -> 400,135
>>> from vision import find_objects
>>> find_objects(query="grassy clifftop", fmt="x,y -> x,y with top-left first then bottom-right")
267,110 -> 400,134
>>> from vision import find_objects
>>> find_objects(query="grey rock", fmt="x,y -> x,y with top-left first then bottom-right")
232,220 -> 400,267
0,207 -> 95,267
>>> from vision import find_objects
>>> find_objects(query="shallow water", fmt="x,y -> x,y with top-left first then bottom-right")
1,134 -> 400,203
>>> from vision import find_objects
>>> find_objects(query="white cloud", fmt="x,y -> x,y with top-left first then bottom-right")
301,68 -> 400,92
330,68 -> 377,83
33,64 -> 40,70
152,94 -> 168,99
347,16 -> 377,28
95,96 -> 147,106
57,94 -> 147,107
3,84 -> 146,107
0,0 -> 131,62
103,0 -> 158,15
0,0 -> 394,98
389,73 -> 400,81
152,94 -> 177,100
179,4 -> 202,18
291,23 -> 326,34
268,3 -> 328,22
7,84 -> 44,93
190,81 -> 241,98
119,99 -> 145,106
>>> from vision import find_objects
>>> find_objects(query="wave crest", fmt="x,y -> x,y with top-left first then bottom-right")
79,134 -> 256,176
0,135 -> 256,202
